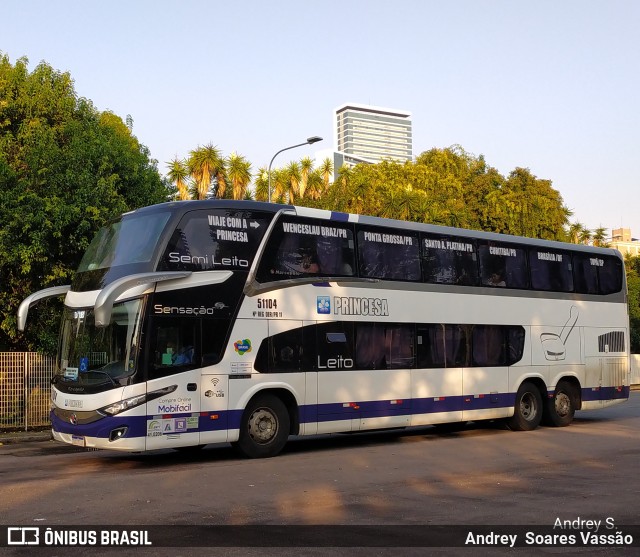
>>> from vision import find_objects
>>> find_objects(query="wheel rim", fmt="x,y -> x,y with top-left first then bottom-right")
555,392 -> 571,418
247,407 -> 278,445
520,392 -> 538,421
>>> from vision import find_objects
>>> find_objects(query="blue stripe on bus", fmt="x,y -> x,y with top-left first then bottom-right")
581,385 -> 630,401
330,211 -> 350,222
50,387 -> 630,440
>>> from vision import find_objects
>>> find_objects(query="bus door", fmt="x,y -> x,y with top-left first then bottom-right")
316,322 -> 413,433
315,322 -> 360,433
144,316 -> 202,450
413,325 -> 463,426
462,325 -> 510,421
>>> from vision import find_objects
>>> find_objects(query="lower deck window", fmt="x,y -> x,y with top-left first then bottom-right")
255,321 -> 525,373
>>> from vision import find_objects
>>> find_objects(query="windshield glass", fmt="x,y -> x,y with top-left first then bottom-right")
58,299 -> 144,387
78,211 -> 171,272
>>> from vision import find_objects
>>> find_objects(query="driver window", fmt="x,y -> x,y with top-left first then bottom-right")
150,318 -> 198,377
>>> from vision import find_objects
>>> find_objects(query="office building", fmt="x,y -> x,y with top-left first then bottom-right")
334,103 -> 413,164
610,228 -> 640,257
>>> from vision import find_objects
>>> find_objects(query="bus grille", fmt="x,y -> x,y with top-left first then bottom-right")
598,331 -> 625,353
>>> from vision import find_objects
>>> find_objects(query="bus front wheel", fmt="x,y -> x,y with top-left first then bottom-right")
543,380 -> 577,427
507,382 -> 542,431
236,394 -> 290,458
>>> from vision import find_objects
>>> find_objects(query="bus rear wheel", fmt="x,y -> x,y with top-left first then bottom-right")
507,382 -> 542,431
543,380 -> 576,427
236,394 -> 290,458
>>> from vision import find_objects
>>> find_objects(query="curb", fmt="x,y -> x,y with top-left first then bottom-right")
0,430 -> 52,445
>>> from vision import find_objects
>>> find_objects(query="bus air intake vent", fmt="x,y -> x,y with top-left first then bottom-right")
598,331 -> 625,353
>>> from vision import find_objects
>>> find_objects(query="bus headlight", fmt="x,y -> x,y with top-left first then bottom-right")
97,385 -> 177,417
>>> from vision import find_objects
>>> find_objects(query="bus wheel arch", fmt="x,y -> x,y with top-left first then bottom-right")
543,378 -> 581,427
235,390 -> 296,459
507,379 -> 545,431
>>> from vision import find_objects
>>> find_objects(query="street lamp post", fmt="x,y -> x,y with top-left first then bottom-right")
267,136 -> 323,203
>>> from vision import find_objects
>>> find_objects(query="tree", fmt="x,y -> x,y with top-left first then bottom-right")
253,167 -> 269,202
626,255 -> 640,352
299,157 -> 314,199
285,161 -> 301,204
592,227 -> 610,247
188,144 -> 224,199
166,157 -> 191,200
227,152 -> 252,200
0,54 -> 168,352
319,157 -> 333,196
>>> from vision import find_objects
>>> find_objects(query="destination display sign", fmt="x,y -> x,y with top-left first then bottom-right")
160,210 -> 272,272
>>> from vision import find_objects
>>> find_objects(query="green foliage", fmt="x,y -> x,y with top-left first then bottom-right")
625,256 -> 640,353
317,146 -> 570,241
0,54 -> 168,353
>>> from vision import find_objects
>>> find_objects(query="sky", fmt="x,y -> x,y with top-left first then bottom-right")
3,0 -> 640,237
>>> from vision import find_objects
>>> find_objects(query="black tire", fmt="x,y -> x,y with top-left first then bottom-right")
507,381 -> 543,431
543,380 -> 577,427
236,394 -> 290,458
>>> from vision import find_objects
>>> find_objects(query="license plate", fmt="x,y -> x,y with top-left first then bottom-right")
71,435 -> 85,447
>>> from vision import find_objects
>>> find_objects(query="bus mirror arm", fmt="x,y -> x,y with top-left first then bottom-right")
17,285 -> 71,332
94,272 -> 191,327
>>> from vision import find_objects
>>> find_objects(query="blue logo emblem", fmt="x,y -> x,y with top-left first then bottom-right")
317,296 -> 330,314
79,357 -> 89,373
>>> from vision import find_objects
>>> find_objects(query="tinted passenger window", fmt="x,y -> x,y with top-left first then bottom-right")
254,326 -> 305,373
316,322 -> 355,371
357,226 -> 421,281
478,241 -> 529,289
472,325 -> 507,366
572,254 -> 599,294
596,255 -> 623,294
355,323 -> 414,369
417,324 -> 446,368
422,234 -> 478,285
573,254 -> 622,295
255,217 -> 355,282
528,249 -> 574,292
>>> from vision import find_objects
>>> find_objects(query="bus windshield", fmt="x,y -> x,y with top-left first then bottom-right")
57,299 -> 144,387
78,211 -> 171,272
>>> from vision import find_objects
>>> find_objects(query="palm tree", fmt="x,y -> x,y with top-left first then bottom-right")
299,157 -> 314,199
166,158 -> 191,200
592,227 -> 610,247
306,169 -> 324,201
271,168 -> 289,204
286,161 -> 301,204
227,152 -> 252,200
188,144 -> 224,200
567,221 -> 584,244
254,167 -> 269,202
579,227 -> 593,246
319,157 -> 333,195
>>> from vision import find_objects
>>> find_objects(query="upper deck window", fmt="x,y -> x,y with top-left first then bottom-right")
357,226 -> 421,281
528,248 -> 574,292
478,241 -> 529,289
159,209 -> 271,272
422,234 -> 478,285
573,253 -> 623,295
255,216 -> 355,282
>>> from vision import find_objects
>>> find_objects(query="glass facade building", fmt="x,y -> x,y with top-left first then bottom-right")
334,103 -> 413,164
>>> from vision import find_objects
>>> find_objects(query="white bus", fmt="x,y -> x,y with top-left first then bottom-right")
18,200 -> 630,458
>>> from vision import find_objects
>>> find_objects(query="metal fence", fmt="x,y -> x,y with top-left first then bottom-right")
0,352 -> 56,431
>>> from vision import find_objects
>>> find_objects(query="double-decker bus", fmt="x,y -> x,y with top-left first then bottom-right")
18,200 -> 630,458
